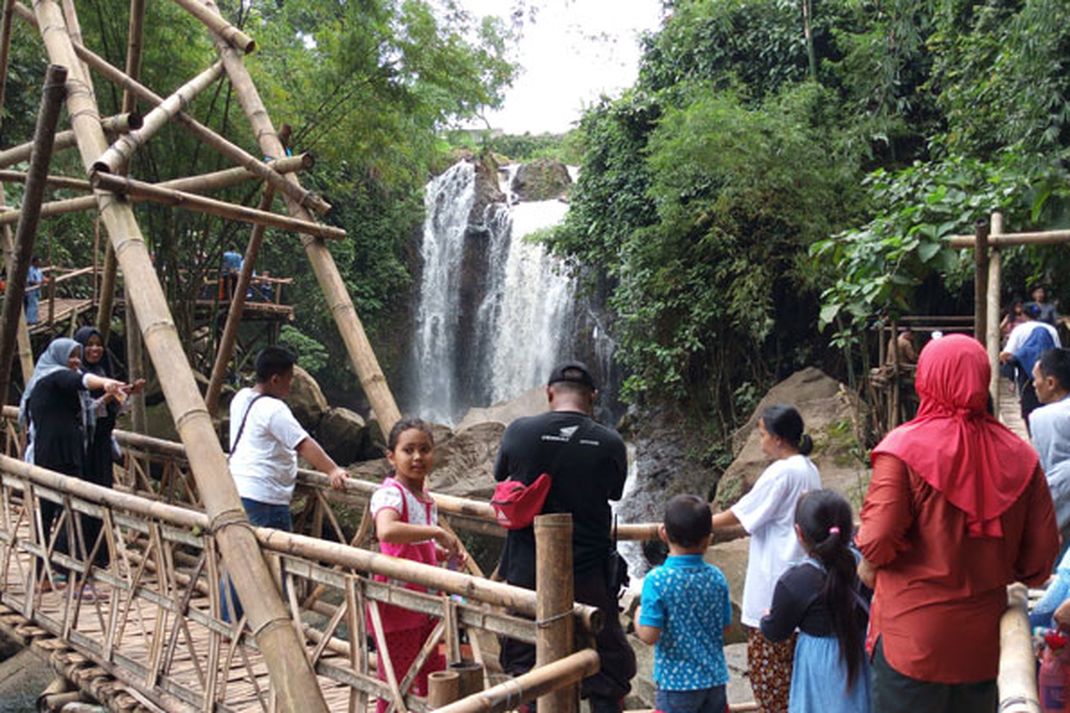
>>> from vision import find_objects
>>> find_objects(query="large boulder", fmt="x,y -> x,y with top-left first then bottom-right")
467,152 -> 505,229
717,367 -> 867,509
317,407 -> 368,466
288,365 -> 328,431
704,537 -> 751,644
455,386 -> 547,431
428,421 -> 505,499
510,159 -> 572,201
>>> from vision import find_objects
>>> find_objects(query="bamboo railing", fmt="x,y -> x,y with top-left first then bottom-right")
0,436 -> 595,713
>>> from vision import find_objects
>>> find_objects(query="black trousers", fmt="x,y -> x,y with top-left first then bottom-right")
871,639 -> 996,713
499,562 -> 636,706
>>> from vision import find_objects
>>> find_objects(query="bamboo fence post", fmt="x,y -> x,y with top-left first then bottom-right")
534,514 -> 577,713
204,0 -> 402,432
998,583 -> 1040,713
429,671 -> 462,709
89,172 -> 345,239
92,62 -> 224,175
29,3 -> 329,710
0,114 -> 143,168
433,650 -> 600,713
974,219 -> 989,342
0,64 -> 66,403
986,213 -> 1004,410
889,318 -> 900,430
11,0 -> 330,215
204,184 -> 276,415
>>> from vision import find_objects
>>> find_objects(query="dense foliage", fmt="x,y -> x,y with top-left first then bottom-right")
1,0 -> 515,400
547,0 -> 1070,428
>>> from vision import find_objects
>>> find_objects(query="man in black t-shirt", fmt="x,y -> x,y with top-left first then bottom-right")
495,362 -> 636,713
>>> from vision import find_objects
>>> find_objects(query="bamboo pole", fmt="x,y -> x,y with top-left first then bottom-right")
204,0 -> 402,432
28,3 -> 329,710
204,184 -> 276,415
428,671 -> 462,709
986,213 -> 1004,409
169,0 -> 254,53
0,113 -> 143,168
0,153 -> 312,226
535,514 -> 576,713
11,2 -> 330,215
949,228 -> 1070,248
0,170 -> 90,190
974,219 -> 989,342
0,64 -> 66,404
122,0 -> 144,116
125,281 -> 146,433
0,0 -> 14,121
92,62 -> 224,175
434,650 -> 600,713
998,583 -> 1040,713
0,227 -> 33,382
889,318 -> 900,430
91,172 -> 346,240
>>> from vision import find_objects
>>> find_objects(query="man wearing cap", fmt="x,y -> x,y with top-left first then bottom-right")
494,361 -> 635,713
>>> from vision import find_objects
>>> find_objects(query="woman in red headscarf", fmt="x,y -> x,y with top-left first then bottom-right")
856,334 -> 1058,713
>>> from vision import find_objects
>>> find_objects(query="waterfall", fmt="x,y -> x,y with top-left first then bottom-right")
412,161 -> 578,424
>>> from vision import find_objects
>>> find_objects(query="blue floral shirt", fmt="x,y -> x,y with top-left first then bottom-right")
639,553 -> 732,690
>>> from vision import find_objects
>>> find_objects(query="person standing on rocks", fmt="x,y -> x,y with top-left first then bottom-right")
710,404 -> 821,713
229,346 -> 349,531
494,361 -> 636,713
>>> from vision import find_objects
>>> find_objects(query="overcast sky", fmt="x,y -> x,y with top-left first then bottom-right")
459,0 -> 665,134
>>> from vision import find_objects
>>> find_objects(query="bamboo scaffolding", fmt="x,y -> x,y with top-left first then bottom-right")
91,171 -> 346,240
0,113 -> 143,169
28,3 -> 329,710
535,514 -> 576,713
92,62 -> 224,175
0,153 -> 312,226
998,583 -> 1040,713
0,0 -> 14,119
0,64 -> 66,405
169,0 -> 254,53
11,2 -> 330,215
0,170 -> 90,190
434,650 -> 600,713
203,0 -> 402,432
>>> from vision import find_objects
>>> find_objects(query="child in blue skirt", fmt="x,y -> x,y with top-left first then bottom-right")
760,489 -> 871,713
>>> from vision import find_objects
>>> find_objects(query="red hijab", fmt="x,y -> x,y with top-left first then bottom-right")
871,334 -> 1037,537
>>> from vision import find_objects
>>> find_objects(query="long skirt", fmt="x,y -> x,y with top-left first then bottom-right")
789,633 -> 870,713
375,617 -> 445,713
747,627 -> 796,713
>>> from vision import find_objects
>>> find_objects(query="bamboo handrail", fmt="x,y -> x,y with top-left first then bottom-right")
28,1 -> 329,709
0,170 -> 90,191
949,229 -> 1070,248
92,61 -> 224,175
204,0 -> 402,433
433,649 -> 600,713
91,172 -> 346,240
0,64 -> 66,406
11,2 -> 330,215
0,113 -> 143,168
169,0 -> 254,53
998,583 -> 1040,713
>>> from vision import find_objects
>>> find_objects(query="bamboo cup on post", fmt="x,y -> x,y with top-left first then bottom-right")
535,514 -> 577,713
428,670 -> 462,709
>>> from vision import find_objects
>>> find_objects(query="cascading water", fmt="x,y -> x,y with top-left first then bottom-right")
412,160 -> 579,424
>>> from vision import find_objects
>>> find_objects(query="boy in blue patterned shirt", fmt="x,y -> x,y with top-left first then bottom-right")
636,494 -> 731,713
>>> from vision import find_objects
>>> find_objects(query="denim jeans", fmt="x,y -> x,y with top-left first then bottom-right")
654,685 -> 727,713
220,498 -> 292,622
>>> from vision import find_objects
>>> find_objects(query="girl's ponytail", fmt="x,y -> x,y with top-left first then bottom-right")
795,489 -> 863,689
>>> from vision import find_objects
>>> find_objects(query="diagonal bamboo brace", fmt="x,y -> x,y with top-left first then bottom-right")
0,113 -> 143,169
170,0 -> 253,53
92,61 -> 224,174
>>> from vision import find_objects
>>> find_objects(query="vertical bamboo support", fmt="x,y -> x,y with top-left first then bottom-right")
535,514 -> 576,713
999,583 -> 1039,713
0,227 -> 34,382
0,0 -> 14,121
30,3 -> 329,711
889,318 -> 900,429
987,212 -> 1004,409
0,64 -> 66,403
974,218 -> 989,342
203,0 -> 402,433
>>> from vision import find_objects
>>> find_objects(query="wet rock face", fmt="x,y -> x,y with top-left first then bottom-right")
510,159 -> 572,201
288,365 -> 328,431
317,407 -> 368,466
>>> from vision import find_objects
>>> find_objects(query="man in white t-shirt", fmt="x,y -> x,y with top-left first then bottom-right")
1000,304 -> 1062,425
229,346 -> 349,530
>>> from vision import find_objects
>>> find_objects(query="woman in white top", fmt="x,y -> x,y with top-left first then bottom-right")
712,404 -> 822,713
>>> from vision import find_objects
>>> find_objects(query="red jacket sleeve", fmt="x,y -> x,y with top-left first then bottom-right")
856,454 -> 913,567
1014,466 -> 1059,587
